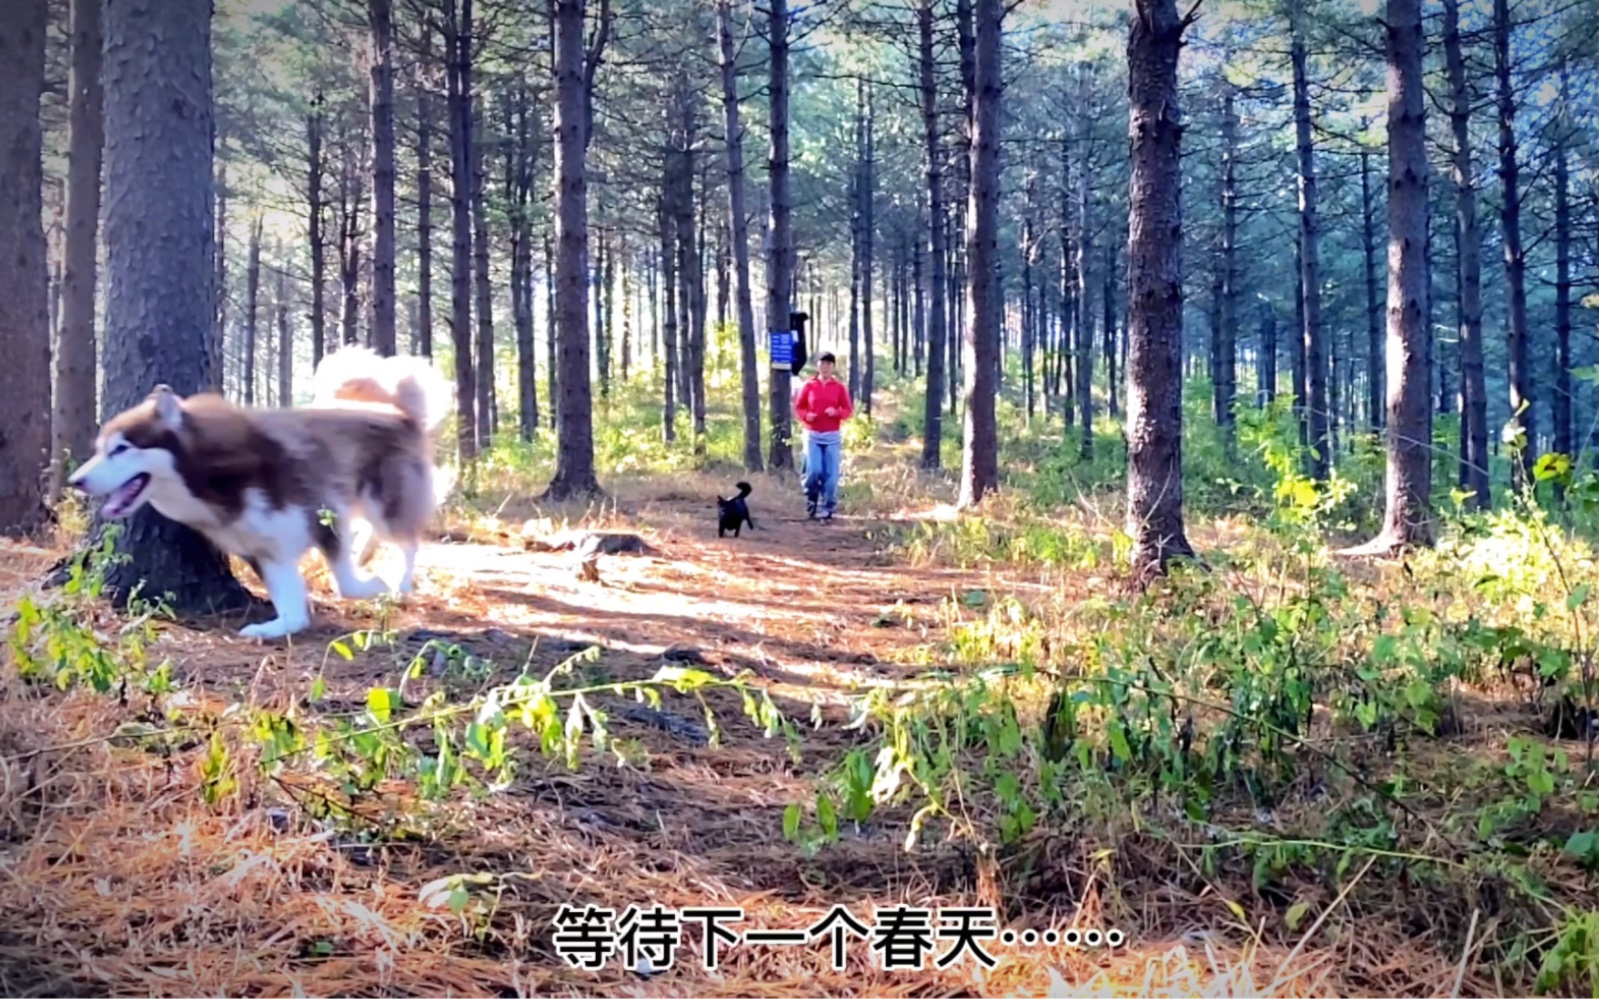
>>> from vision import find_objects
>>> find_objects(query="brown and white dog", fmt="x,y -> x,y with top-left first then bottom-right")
66,347 -> 453,641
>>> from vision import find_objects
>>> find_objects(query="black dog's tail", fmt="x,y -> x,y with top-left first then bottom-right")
735,481 -> 753,498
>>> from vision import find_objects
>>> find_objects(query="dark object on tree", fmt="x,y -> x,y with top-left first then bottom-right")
789,311 -> 809,374
717,481 -> 756,538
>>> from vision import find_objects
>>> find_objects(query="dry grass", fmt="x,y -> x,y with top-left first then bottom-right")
0,433 -> 1593,997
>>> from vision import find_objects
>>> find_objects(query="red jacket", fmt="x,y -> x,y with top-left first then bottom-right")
795,377 -> 853,434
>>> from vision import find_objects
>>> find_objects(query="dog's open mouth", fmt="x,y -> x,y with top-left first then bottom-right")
102,474 -> 151,519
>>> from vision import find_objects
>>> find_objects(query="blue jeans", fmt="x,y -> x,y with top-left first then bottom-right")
804,431 -> 843,515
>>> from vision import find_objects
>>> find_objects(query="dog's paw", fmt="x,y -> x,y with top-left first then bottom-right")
336,576 -> 391,600
239,617 -> 307,641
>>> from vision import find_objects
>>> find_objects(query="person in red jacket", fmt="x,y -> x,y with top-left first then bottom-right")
794,352 -> 853,520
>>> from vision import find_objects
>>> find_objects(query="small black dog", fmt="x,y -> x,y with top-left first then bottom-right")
717,481 -> 756,538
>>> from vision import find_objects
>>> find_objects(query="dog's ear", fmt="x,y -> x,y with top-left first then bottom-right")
148,385 -> 183,430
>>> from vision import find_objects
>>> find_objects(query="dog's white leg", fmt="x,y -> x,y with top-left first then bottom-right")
350,517 -> 380,567
327,539 -> 391,600
393,539 -> 419,595
239,559 -> 313,640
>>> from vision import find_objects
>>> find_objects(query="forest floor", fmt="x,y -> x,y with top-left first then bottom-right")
0,392 -> 1587,997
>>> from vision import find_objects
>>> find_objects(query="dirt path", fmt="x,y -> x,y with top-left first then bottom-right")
0,466 -> 1363,998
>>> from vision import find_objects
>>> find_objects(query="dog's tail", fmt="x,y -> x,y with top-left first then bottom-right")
735,481 -> 752,498
311,345 -> 453,434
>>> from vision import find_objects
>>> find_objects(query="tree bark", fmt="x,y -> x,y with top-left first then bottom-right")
1554,59 -> 1572,471
245,215 -> 262,406
717,0 -> 762,471
446,0 -> 477,465
1347,0 -> 1431,553
1075,77 -> 1094,459
336,137 -> 363,350
510,77 -> 537,441
956,0 -> 1001,508
0,0 -> 50,534
1442,0 -> 1486,507
848,81 -> 863,401
472,91 -> 495,443
307,100 -> 328,368
1494,0 -> 1531,489
368,0 -> 397,356
92,0 -> 249,610
659,187 -> 678,441
545,227 -> 557,431
543,0 -> 606,499
1361,144 -> 1383,432
1291,5 -> 1328,480
1215,79 -> 1237,449
918,0 -> 946,470
1125,0 -> 1197,579
1103,232 -> 1118,418
861,82 -> 876,419
51,0 -> 104,495
277,263 -> 293,406
764,0 -> 795,470
213,165 -> 228,391
415,29 -> 435,358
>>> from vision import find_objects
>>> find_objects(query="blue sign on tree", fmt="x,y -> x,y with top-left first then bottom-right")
769,330 -> 793,369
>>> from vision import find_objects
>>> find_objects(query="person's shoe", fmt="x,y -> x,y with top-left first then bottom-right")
821,509 -> 835,522
807,502 -> 818,520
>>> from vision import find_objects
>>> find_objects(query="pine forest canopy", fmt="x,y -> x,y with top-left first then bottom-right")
4,0 -> 1599,550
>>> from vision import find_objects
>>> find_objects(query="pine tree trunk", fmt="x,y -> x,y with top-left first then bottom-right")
1216,81 -> 1237,449
337,150 -> 363,349
718,0 -> 761,470
1442,0 -> 1487,506
1075,86 -> 1094,459
472,93 -> 494,443
446,0 -> 477,464
1360,145 -> 1383,431
1059,133 -> 1075,428
51,0 -> 104,493
1103,234 -> 1118,418
1494,0 -> 1531,489
1022,198 -> 1036,422
368,0 -> 397,356
957,0 -> 1001,508
512,77 -> 537,441
1554,60 -> 1572,469
543,0 -> 605,499
861,82 -> 876,418
918,0 -> 946,469
1348,0 -> 1431,553
1125,0 -> 1196,579
849,81 -> 863,401
1292,231 -> 1307,445
545,228 -> 557,431
277,263 -> 293,405
245,215 -> 262,406
307,103 -> 327,368
0,0 -> 50,534
764,0 -> 795,470
415,30 -> 435,358
912,228 -> 925,380
1292,6 -> 1328,480
91,0 -> 250,610
213,165 -> 228,390
660,188 -> 678,441
1259,298 -> 1277,405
